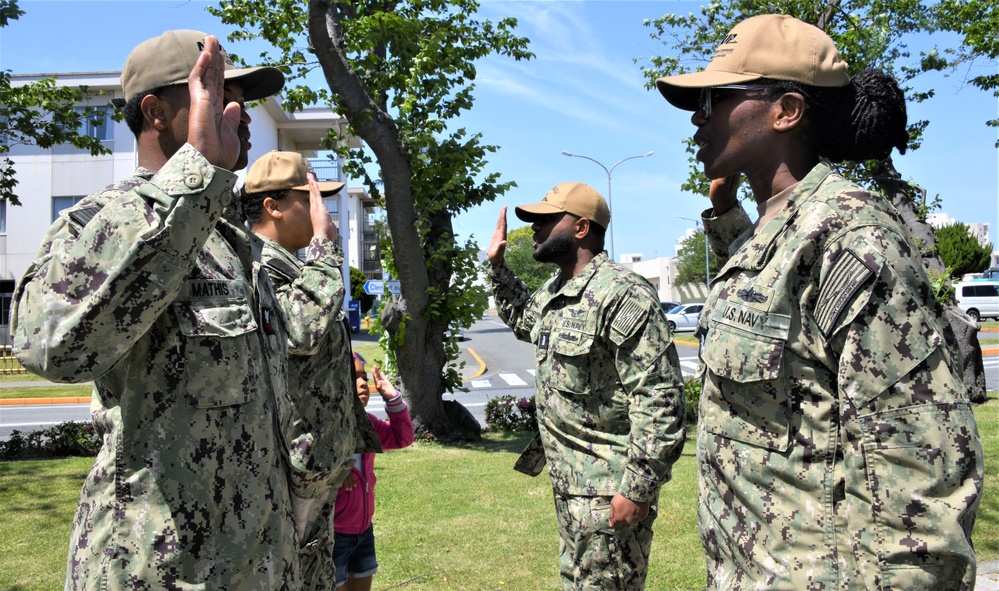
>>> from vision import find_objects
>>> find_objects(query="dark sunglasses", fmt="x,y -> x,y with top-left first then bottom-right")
698,84 -> 770,119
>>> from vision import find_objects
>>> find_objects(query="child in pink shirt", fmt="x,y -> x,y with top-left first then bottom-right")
332,353 -> 414,590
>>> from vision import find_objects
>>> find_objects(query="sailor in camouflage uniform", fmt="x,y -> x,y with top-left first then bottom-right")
241,151 -> 382,590
10,31 -> 302,590
486,183 -> 686,590
655,14 -> 983,590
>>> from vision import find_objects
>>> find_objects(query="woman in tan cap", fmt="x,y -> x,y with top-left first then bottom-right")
656,14 -> 982,591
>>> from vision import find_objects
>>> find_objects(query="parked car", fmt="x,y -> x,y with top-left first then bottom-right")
665,303 -> 703,333
448,323 -> 466,341
955,281 -> 999,322
660,301 -> 681,314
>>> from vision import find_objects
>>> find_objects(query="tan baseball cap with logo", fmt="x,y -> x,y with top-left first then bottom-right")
655,14 -> 850,111
119,29 -> 285,102
244,151 -> 346,196
515,182 -> 610,230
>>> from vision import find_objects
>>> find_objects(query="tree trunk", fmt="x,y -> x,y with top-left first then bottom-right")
872,159 -> 986,403
383,302 -> 480,441
309,1 -> 483,439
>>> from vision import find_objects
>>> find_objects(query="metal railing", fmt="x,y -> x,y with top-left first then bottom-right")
307,158 -> 341,182
1,344 -> 27,375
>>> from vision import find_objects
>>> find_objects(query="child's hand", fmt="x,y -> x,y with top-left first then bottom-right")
371,365 -> 398,400
341,473 -> 356,491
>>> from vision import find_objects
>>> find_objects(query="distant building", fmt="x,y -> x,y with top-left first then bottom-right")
1,71 -> 380,344
926,212 -> 992,248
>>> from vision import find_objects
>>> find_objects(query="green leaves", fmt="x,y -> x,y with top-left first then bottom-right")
674,228 -> 717,286
935,222 -> 994,279
0,3 -> 113,206
635,0 -> 998,197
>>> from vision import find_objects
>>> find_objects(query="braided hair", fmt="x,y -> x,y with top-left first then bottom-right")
760,69 -> 908,163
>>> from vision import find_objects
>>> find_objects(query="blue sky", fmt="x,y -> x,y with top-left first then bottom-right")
2,1 -> 997,260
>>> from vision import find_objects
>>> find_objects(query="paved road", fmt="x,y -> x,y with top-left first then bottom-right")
3,316 -> 997,439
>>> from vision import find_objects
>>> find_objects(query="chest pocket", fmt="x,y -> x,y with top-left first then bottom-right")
700,320 -> 790,451
544,325 -> 596,396
173,280 -> 260,409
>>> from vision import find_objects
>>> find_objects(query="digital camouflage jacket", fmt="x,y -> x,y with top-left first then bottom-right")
257,235 -> 381,591
698,162 -> 983,590
11,145 -> 301,590
489,253 -> 685,502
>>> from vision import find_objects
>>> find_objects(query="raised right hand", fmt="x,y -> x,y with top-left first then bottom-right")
486,206 -> 508,265
307,172 -> 338,241
186,35 -> 241,170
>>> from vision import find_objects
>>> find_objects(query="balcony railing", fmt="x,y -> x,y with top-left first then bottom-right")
307,158 -> 341,182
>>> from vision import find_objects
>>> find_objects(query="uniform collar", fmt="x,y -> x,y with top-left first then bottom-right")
722,161 -> 835,272
545,251 -> 610,298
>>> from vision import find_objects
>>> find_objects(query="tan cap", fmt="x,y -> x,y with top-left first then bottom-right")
515,182 -> 610,229
655,14 -> 850,111
244,151 -> 346,196
120,29 -> 285,102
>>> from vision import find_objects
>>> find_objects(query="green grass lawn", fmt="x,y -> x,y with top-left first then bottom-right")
0,385 -> 92,400
2,399 -> 996,591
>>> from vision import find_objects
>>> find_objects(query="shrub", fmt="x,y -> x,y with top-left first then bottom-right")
484,395 -> 537,432
0,421 -> 101,460
683,377 -> 701,423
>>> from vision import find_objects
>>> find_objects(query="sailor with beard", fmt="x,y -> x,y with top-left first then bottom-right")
485,182 -> 686,591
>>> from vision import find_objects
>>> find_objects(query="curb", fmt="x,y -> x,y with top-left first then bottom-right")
0,396 -> 91,406
978,559 -> 999,590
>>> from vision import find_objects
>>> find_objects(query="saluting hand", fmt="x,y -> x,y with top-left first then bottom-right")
186,35 -> 241,170
487,206 -> 508,265
308,172 -> 338,242
371,365 -> 398,401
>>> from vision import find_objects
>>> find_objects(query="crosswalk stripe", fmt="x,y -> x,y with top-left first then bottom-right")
470,380 -> 492,389
499,373 -> 528,386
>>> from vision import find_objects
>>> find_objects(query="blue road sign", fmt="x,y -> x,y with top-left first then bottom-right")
364,280 -> 402,295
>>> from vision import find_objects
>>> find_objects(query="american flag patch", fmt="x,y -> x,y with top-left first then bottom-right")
815,249 -> 876,337
611,299 -> 645,340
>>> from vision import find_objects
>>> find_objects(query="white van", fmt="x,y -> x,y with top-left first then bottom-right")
955,281 -> 999,322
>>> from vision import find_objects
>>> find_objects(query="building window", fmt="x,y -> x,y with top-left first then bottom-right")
75,106 -> 113,141
0,280 -> 14,328
0,199 -> 5,234
52,196 -> 83,222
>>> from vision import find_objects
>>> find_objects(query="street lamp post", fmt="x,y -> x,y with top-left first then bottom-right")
678,216 -> 711,289
561,150 -> 654,262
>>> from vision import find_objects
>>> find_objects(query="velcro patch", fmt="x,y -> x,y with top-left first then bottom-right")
611,299 -> 646,344
67,206 -> 102,228
815,250 -> 876,337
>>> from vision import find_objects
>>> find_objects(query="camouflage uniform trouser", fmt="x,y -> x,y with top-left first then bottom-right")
553,492 -> 657,591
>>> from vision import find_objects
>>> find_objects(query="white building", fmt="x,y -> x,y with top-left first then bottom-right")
1,71 -> 382,344
926,212 -> 992,248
